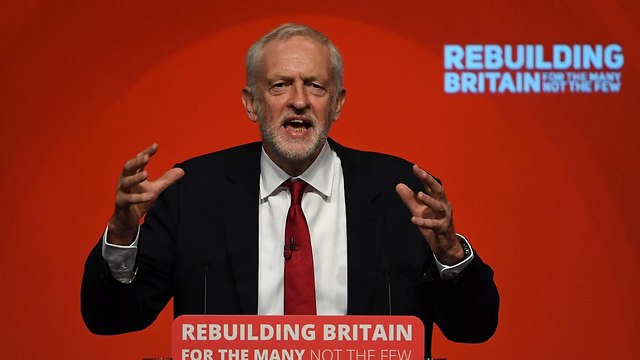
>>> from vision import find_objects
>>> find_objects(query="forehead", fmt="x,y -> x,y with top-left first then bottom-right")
260,36 -> 331,79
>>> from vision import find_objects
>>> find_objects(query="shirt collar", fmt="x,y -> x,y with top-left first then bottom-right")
260,141 -> 334,200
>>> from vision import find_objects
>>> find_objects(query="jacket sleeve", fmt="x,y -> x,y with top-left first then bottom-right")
81,178 -> 179,335
427,251 -> 500,343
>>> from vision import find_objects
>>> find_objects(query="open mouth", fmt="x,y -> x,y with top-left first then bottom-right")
283,118 -> 313,133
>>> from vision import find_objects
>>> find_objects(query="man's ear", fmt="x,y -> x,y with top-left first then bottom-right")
332,88 -> 347,121
242,87 -> 259,122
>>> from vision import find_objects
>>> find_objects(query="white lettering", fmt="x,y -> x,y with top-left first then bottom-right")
183,324 -> 195,340
485,45 -> 503,70
605,44 -> 624,69
443,43 -> 624,70
444,45 -> 464,69
183,349 -> 214,360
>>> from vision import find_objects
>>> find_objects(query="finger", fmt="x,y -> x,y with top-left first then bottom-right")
143,143 -> 159,158
122,152 -> 150,177
416,191 -> 447,215
411,216 -> 446,232
412,165 -> 445,200
395,183 -> 424,216
119,170 -> 148,191
122,143 -> 158,177
152,168 -> 185,193
115,191 -> 155,207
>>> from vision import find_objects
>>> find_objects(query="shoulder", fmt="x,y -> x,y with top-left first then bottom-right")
330,137 -> 412,165
329,138 -> 423,187
170,142 -> 262,191
176,142 -> 261,172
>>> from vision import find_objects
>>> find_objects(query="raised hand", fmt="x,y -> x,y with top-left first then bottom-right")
107,144 -> 185,245
395,165 -> 464,265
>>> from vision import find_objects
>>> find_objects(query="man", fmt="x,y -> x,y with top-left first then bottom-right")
81,23 -> 499,356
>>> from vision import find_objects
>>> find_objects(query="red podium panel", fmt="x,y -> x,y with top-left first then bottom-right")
172,315 -> 424,360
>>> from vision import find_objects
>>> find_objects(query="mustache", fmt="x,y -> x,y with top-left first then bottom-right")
280,113 -> 317,126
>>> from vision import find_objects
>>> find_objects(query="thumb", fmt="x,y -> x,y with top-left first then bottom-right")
155,168 -> 185,192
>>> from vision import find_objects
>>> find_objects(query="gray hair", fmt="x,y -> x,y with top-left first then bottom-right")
245,23 -> 344,97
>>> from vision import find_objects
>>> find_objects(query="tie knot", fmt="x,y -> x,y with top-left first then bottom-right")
286,179 -> 308,205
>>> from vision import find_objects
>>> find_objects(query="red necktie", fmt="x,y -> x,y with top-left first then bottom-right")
284,179 -> 317,315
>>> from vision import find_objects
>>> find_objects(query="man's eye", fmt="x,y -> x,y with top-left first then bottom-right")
307,83 -> 327,96
269,82 -> 288,94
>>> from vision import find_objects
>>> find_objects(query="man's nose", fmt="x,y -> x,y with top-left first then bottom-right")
288,82 -> 310,111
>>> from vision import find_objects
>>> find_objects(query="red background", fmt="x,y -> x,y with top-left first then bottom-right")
1,1 -> 639,358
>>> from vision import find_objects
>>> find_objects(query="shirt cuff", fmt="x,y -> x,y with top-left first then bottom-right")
433,233 -> 474,280
101,224 -> 139,284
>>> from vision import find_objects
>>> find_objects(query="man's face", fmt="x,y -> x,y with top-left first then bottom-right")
243,36 -> 345,173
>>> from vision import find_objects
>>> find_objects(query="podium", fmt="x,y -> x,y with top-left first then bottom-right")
170,315 -> 424,360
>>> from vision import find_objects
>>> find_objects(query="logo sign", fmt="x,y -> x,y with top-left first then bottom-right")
172,315 -> 424,360
443,44 -> 624,94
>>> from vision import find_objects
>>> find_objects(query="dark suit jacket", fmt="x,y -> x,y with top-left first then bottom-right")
81,139 -> 499,356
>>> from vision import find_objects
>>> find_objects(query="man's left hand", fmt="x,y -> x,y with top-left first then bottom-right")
396,165 -> 464,265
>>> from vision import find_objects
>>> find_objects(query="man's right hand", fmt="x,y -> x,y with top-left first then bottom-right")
107,143 -> 185,246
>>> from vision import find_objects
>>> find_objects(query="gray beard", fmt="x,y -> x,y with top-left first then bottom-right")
258,116 -> 330,163
254,96 -> 333,164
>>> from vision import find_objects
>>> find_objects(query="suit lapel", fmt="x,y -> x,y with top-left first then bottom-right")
331,139 -> 386,314
221,142 -> 262,314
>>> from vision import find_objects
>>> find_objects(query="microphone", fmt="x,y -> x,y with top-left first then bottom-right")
382,257 -> 392,315
385,270 -> 392,315
284,237 -> 299,260
203,262 -> 209,315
